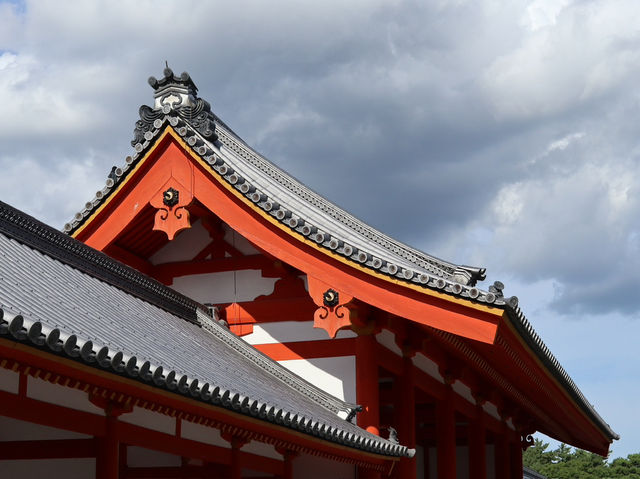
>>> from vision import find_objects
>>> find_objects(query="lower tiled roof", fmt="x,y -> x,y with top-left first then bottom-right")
0,199 -> 412,459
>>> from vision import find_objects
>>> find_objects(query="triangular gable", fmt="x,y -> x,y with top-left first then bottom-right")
71,127 -> 502,343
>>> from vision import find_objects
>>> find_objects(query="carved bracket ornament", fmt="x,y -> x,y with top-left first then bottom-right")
521,433 -> 535,451
307,277 -> 354,338
150,182 -> 193,240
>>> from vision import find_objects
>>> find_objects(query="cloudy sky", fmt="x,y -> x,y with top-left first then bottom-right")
1,0 -> 638,458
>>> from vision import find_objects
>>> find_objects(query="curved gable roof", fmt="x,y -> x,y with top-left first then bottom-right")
63,69 -> 617,450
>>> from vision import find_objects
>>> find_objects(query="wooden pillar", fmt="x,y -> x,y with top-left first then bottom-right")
494,428 -> 510,479
275,448 -> 297,479
510,435 -> 523,479
118,444 -> 127,479
96,411 -> 119,479
468,403 -> 486,479
436,385 -> 456,479
356,333 -> 381,479
227,436 -> 248,479
356,334 -> 380,435
395,355 -> 416,479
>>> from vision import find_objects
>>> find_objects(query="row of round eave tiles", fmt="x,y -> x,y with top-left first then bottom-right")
219,134 -> 456,278
63,114 -> 500,307
0,309 -> 407,457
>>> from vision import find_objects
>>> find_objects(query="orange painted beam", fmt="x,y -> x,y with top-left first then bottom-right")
253,338 -> 356,361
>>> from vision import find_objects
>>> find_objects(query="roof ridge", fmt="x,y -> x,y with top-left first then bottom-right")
0,200 -> 202,324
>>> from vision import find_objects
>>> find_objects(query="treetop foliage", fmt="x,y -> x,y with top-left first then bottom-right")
523,439 -> 640,479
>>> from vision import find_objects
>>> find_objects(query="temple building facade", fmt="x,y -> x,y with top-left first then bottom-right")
0,69 -> 617,478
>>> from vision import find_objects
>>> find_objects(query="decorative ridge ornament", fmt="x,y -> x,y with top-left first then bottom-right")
132,67 -> 218,147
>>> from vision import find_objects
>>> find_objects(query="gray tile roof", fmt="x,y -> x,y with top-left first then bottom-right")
524,467 -> 548,479
62,68 -> 617,447
67,68 -> 488,290
0,200 -> 413,459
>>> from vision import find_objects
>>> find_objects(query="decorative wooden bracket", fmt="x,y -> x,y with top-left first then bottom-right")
521,431 -> 535,451
308,276 -> 353,339
150,179 -> 193,240
88,393 -> 133,418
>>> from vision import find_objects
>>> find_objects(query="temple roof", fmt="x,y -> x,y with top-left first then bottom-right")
67,68 -> 488,291
62,69 -> 617,448
0,199 -> 413,459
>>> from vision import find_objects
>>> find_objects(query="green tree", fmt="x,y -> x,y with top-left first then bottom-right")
524,440 -> 640,479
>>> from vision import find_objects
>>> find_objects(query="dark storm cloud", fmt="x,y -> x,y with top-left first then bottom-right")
2,0 -> 640,317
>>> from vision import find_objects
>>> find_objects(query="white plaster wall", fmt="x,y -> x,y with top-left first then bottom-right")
457,445 -> 469,479
292,453 -> 354,479
483,402 -> 502,422
120,406 -> 175,435
412,353 -> 444,382
0,458 -> 95,479
243,321 -> 356,345
180,420 -> 229,448
415,444 -> 425,478
223,226 -> 260,255
278,356 -> 356,403
376,329 -> 403,356
171,270 -> 277,304
0,367 -> 19,394
27,377 -> 104,415
428,446 -> 437,478
126,445 -> 182,467
452,380 -> 476,405
150,219 -> 212,264
242,440 -> 282,460
0,416 -> 90,441
486,444 -> 496,479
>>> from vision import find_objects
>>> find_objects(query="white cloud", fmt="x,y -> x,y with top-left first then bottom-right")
483,0 -> 640,120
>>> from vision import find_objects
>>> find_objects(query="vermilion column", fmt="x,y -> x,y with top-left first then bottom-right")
395,355 -> 416,479
468,403 -> 487,479
276,448 -> 297,479
436,385 -> 456,479
96,412 -> 119,479
356,334 -> 380,435
356,333 -> 381,479
494,428 -> 510,479
223,435 -> 248,479
510,436 -> 523,479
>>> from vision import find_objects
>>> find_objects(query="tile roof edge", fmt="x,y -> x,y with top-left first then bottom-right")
0,200 -> 203,324
0,306 -> 414,459
505,305 -> 619,442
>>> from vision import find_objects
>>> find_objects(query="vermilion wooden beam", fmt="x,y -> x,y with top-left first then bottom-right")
254,338 -> 356,361
0,438 -> 97,460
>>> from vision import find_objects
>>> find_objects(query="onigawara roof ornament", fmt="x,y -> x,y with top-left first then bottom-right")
133,67 -> 217,149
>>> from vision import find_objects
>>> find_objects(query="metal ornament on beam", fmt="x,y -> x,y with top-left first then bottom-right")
150,180 -> 193,240
307,276 -> 354,339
